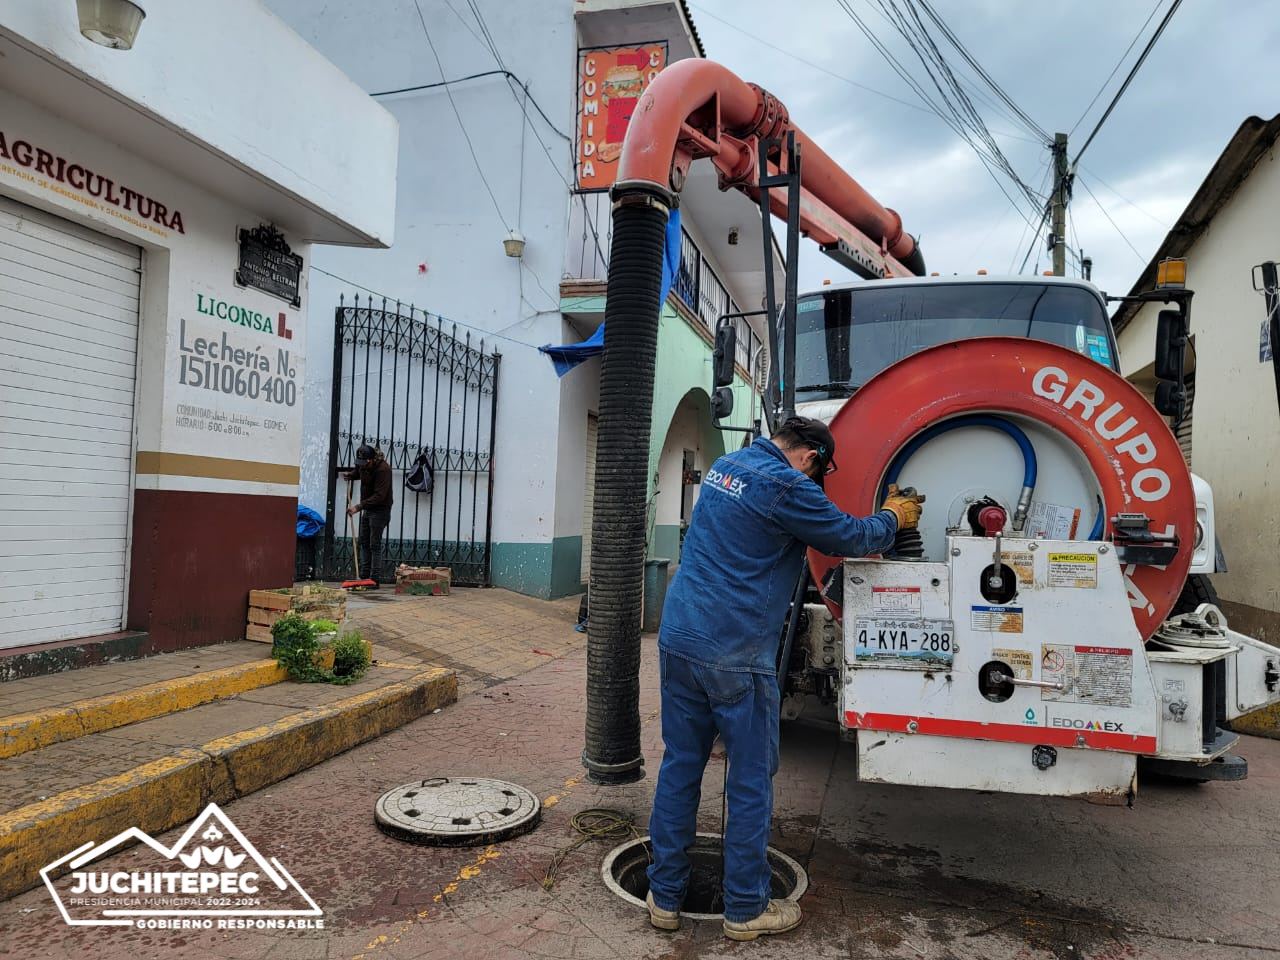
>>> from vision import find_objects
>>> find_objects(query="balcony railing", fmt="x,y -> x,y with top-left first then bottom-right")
565,193 -> 765,377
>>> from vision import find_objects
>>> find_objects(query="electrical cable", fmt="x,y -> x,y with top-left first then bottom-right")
1071,0 -> 1183,167
308,264 -> 542,353
409,0 -> 510,230
1077,176 -> 1147,265
370,69 -> 571,143
1068,0 -> 1163,138
837,0 -> 1044,226
1079,164 -> 1165,226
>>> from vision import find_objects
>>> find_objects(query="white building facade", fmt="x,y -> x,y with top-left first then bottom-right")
268,0 -> 773,599
0,2 -> 397,660
1114,115 -> 1280,645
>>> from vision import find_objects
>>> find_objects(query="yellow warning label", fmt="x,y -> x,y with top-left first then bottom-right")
1004,550 -> 1035,585
1047,552 -> 1098,588
993,647 -> 1034,680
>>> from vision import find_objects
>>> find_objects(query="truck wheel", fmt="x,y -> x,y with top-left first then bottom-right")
1172,574 -> 1220,616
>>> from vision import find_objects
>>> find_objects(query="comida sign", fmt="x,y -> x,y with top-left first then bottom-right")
41,802 -> 323,929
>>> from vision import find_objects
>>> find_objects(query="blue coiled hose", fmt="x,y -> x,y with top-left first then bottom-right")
882,414 -> 1104,540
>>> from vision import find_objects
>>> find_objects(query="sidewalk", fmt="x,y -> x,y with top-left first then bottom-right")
0,588 -> 583,904
2,617 -> 1278,959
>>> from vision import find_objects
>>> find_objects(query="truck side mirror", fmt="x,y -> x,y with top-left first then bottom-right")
1154,380 -> 1185,420
1154,308 -> 1186,382
711,386 -> 734,422
713,321 -> 737,388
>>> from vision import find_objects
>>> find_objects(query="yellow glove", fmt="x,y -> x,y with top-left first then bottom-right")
881,483 -> 925,530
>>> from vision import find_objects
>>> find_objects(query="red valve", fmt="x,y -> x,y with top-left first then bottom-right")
977,504 -> 1007,536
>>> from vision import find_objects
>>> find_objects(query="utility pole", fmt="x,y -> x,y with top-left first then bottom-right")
1051,132 -> 1069,277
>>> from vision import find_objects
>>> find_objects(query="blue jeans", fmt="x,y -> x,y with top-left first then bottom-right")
647,650 -> 780,923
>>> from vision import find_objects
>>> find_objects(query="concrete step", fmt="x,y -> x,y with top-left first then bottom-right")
0,641 -> 294,759
0,659 -> 456,900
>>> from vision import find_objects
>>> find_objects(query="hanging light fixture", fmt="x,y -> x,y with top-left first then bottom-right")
76,0 -> 146,50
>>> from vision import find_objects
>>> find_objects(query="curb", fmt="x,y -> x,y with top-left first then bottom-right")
0,658 -> 293,760
0,666 -> 456,901
1230,704 -> 1280,740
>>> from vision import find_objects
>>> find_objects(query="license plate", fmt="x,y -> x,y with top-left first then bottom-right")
852,617 -> 955,665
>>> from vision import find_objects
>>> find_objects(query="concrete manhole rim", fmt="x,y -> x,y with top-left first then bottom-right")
374,776 -> 542,847
601,832 -> 809,921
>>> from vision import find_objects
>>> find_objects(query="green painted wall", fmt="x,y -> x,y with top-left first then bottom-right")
651,524 -> 682,565
492,536 -> 583,599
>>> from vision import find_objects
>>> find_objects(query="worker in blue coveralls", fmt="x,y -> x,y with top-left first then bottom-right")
645,416 -> 924,941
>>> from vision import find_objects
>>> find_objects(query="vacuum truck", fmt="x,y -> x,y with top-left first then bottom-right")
581,58 -> 1280,801
775,272 -> 1280,801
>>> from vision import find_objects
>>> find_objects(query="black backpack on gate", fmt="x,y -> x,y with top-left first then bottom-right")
405,451 -> 434,495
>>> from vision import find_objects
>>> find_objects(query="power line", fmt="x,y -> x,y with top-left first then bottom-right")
912,0 -> 1051,144
409,0 -> 510,229
1068,0 -> 1163,138
369,69 -> 571,143
1072,0 -> 1182,167
1077,176 -> 1147,265
836,0 -> 1044,225
1079,164 -> 1166,226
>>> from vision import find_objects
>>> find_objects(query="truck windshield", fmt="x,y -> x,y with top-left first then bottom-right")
794,282 -> 1116,400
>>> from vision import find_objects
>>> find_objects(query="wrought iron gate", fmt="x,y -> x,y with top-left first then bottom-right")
323,295 -> 500,585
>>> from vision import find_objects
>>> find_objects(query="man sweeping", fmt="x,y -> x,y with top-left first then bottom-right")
345,443 -> 394,586
645,416 -> 924,941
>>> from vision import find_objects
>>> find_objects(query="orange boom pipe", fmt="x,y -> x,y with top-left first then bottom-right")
582,59 -> 923,784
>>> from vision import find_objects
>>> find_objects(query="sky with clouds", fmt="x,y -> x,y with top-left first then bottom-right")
684,0 -> 1280,299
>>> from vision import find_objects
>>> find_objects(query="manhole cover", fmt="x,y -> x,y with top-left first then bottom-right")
375,777 -> 541,846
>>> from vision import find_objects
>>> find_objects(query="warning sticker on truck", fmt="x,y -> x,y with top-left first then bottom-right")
1004,550 -> 1035,585
1040,644 -> 1133,707
1047,552 -> 1098,588
971,605 -> 1024,632
871,585 -> 922,615
1027,501 -> 1081,540
993,646 -> 1034,680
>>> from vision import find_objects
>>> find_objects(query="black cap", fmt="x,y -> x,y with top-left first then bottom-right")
779,416 -> 837,473
355,443 -> 376,466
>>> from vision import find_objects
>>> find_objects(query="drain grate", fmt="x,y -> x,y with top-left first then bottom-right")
601,834 -> 807,920
375,777 -> 541,846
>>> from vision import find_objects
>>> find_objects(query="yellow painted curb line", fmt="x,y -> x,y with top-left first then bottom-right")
1230,702 -> 1280,740
0,667 -> 457,901
0,646 -> 361,761
0,658 -> 291,761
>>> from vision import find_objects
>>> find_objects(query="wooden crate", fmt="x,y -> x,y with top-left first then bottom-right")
246,585 -> 347,644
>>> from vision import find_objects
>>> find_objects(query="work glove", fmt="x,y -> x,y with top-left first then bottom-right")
881,484 -> 925,530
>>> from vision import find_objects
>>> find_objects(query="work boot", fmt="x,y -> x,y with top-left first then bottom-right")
723,899 -> 803,941
645,891 -> 680,931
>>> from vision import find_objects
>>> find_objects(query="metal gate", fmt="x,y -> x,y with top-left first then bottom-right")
323,295 -> 500,585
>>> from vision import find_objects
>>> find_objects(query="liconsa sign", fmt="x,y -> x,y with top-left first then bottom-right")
575,43 -> 667,191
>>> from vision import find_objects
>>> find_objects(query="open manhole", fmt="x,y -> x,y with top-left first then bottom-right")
375,777 -> 541,846
602,833 -> 807,920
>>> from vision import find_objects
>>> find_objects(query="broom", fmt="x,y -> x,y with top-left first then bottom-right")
341,477 -> 376,590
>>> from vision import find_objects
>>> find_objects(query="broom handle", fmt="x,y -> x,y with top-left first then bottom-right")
348,478 -> 362,580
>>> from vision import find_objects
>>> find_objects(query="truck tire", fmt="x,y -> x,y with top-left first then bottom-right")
1172,574 -> 1220,616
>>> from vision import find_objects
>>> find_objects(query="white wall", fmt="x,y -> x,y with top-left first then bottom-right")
267,0 -> 576,545
1117,148 -> 1280,617
0,0 -> 397,246
0,89 -> 309,496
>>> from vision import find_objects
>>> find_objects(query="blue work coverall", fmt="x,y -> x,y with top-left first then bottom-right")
647,437 -> 897,922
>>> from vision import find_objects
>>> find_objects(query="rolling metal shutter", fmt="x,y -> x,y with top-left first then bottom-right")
0,195 -> 141,648
581,412 -> 598,582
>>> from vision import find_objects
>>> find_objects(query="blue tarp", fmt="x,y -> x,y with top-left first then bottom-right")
297,504 -> 325,539
539,205 -> 682,377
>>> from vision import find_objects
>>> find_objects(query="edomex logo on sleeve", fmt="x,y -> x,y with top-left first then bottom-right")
41,802 -> 323,930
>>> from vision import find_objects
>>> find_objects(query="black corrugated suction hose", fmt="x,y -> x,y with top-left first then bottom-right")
582,186 -> 671,785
